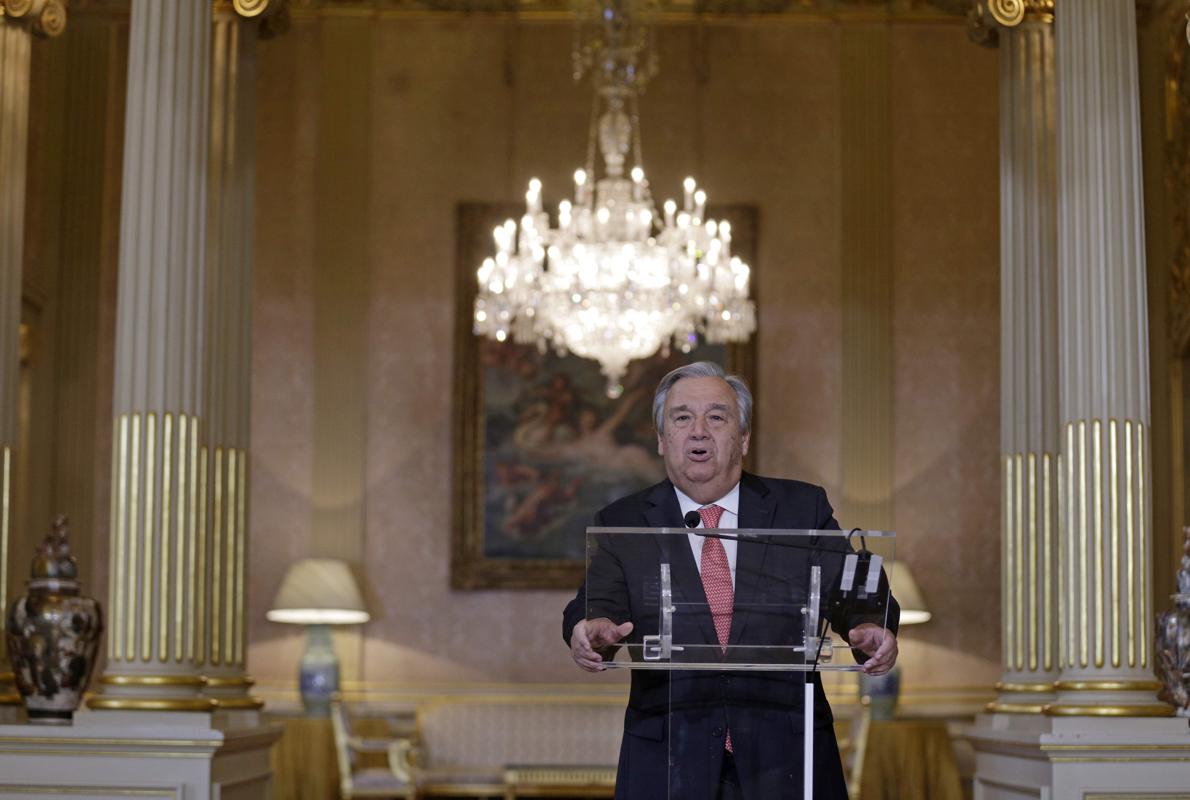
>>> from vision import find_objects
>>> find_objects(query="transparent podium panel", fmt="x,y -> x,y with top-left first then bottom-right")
583,527 -> 896,800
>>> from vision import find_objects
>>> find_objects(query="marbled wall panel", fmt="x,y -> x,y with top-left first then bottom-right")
245,16 -> 999,691
248,19 -> 322,678
890,25 -> 1001,687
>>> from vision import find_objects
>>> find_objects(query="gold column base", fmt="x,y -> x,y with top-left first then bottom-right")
214,695 -> 264,710
1053,679 -> 1161,691
986,701 -> 1048,714
988,680 -> 1056,714
205,675 -> 263,710
1042,678 -> 1172,716
86,673 -> 215,711
86,696 -> 218,712
1043,703 -> 1174,717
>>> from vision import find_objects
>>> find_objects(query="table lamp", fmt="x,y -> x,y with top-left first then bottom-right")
859,560 -> 931,719
266,558 -> 369,715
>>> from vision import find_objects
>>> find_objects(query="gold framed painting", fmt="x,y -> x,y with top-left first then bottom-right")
452,202 -> 758,590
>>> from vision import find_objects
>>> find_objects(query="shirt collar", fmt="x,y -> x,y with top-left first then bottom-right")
673,482 -> 741,519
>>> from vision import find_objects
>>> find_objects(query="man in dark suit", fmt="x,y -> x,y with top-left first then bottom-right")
562,362 -> 899,800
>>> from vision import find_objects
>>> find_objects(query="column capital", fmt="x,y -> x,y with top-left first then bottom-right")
967,0 -> 1053,48
212,0 -> 289,38
0,0 -> 66,37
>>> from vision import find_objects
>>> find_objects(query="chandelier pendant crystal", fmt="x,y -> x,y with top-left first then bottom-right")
472,0 -> 756,397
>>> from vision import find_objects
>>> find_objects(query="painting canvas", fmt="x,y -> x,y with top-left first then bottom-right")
452,202 -> 758,589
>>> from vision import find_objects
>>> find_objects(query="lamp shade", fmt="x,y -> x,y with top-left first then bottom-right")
890,561 -> 931,625
266,558 -> 370,625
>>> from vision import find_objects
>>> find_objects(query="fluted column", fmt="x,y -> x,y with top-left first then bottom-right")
1051,0 -> 1167,716
89,0 -> 215,711
203,0 -> 280,711
0,0 -> 66,709
986,1 -> 1061,715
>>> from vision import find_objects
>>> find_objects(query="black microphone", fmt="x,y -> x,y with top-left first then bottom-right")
684,510 -> 701,529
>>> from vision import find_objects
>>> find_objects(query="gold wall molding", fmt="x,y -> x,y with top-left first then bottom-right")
0,0 -> 67,37
283,0 -> 966,21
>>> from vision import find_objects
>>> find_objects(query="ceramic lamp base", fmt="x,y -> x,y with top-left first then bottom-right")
858,665 -> 902,721
298,624 -> 340,716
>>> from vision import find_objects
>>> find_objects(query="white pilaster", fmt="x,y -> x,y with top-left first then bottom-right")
994,13 -> 1060,716
90,0 -> 214,711
203,1 -> 265,711
1052,0 -> 1163,716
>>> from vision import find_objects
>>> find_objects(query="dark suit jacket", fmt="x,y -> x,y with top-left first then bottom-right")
562,472 -> 899,800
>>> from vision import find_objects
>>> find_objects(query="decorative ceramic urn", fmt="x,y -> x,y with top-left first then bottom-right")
5,516 -> 103,724
1156,527 -> 1190,717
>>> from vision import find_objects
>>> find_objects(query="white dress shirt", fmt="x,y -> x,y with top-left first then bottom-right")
674,482 -> 741,588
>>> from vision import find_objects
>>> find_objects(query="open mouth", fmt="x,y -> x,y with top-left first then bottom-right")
687,447 -> 712,462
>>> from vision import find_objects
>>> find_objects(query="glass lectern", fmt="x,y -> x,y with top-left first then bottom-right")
584,527 -> 896,800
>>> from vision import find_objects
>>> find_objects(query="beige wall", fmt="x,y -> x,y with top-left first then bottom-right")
245,15 -> 1001,691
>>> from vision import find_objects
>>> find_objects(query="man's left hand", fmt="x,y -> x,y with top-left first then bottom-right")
848,624 -> 898,676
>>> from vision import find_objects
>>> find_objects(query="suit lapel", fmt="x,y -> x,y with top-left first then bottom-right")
643,481 -> 719,649
729,473 -> 777,646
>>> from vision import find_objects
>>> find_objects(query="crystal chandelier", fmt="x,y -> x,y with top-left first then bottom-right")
472,0 -> 755,397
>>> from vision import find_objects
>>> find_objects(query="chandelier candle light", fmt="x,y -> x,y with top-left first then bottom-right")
472,0 -> 755,397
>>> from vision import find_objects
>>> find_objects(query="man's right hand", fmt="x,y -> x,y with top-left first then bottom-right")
569,618 -> 634,672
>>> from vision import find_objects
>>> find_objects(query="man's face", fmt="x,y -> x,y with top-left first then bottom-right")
657,376 -> 750,504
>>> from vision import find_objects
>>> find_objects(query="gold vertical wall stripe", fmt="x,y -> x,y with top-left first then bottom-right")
1043,452 -> 1053,671
1138,423 -> 1147,667
1,448 -> 10,634
1028,452 -> 1038,672
142,413 -> 156,662
235,447 -> 247,666
187,421 -> 198,662
212,448 -> 223,666
114,417 -> 128,660
1125,420 -> 1135,668
175,415 -> 187,662
127,414 -> 140,661
1004,457 -> 1013,670
159,414 -> 172,661
224,450 -> 236,663
196,445 -> 207,665
1015,453 -> 1024,671
1058,450 -> 1067,668
1092,419 -> 1103,669
107,429 -> 116,660
1109,419 -> 1119,668
1066,423 -> 1077,667
1078,420 -> 1087,668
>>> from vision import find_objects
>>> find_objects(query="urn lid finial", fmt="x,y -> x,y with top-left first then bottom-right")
30,515 -> 78,581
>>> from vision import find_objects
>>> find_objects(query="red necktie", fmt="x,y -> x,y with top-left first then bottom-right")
698,504 -> 733,650
698,504 -> 734,753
